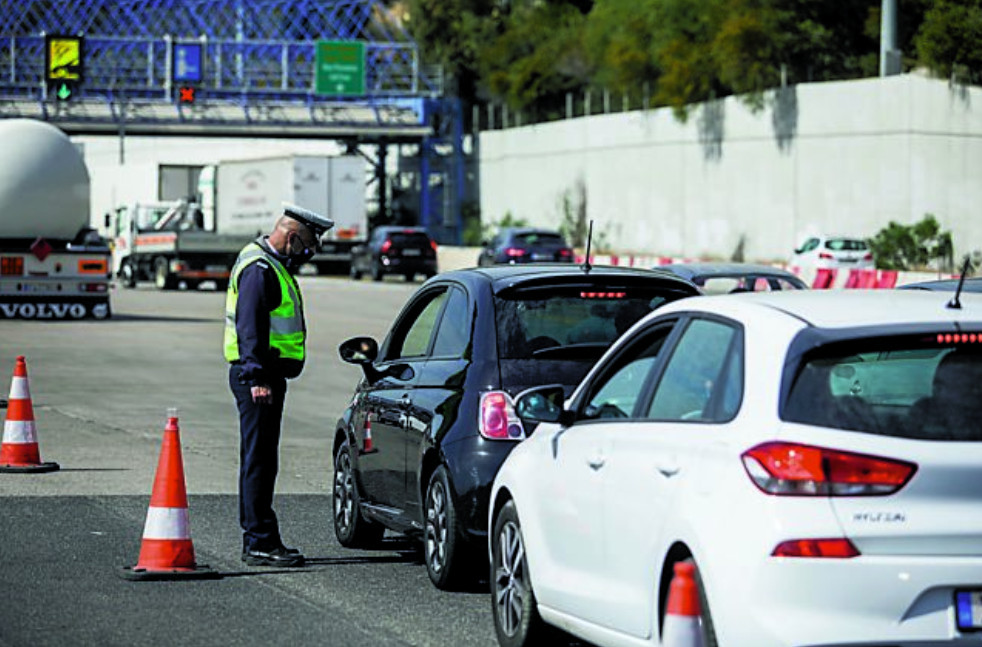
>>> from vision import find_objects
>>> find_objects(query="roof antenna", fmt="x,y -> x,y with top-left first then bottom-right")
581,220 -> 594,274
946,256 -> 972,310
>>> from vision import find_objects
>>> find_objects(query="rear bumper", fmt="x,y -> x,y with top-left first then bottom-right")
379,256 -> 437,274
718,555 -> 982,646
444,435 -> 522,545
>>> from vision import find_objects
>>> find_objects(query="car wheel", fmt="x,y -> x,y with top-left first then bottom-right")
370,261 -> 384,282
693,560 -> 719,647
492,500 -> 549,647
333,439 -> 385,548
404,273 -> 415,282
424,466 -> 469,590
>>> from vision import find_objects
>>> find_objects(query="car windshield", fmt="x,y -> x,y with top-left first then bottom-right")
825,238 -> 868,251
495,287 -> 675,392
513,232 -> 564,246
783,335 -> 982,441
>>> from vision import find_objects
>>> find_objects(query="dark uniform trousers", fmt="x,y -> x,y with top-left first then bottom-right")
229,363 -> 288,551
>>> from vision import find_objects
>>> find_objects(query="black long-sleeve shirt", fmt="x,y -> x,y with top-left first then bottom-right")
232,237 -> 304,385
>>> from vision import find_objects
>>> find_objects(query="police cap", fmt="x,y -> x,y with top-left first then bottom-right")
282,202 -> 334,237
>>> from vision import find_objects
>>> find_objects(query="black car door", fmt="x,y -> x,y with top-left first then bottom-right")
359,287 -> 451,513
405,285 -> 472,515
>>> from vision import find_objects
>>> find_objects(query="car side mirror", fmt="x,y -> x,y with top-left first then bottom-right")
515,384 -> 571,425
104,213 -> 111,229
339,336 -> 378,364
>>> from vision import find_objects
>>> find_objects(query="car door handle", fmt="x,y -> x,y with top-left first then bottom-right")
399,395 -> 411,407
588,455 -> 605,470
656,463 -> 680,478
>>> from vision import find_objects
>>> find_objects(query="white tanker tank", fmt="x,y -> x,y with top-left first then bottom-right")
0,119 -> 111,320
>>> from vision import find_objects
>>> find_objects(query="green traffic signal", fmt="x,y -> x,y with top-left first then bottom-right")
56,82 -> 73,101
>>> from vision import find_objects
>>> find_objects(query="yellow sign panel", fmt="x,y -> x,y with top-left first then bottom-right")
47,36 -> 82,81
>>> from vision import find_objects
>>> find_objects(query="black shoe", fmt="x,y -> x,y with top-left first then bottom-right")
241,544 -> 301,558
242,547 -> 305,567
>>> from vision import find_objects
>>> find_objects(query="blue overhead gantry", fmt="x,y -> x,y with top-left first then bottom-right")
0,0 -> 464,242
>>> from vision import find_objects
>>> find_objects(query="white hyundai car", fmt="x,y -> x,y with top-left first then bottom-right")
488,289 -> 982,647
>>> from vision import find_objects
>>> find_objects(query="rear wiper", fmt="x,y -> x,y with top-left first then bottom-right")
531,342 -> 608,359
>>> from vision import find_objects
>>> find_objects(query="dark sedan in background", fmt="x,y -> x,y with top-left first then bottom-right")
662,262 -> 808,294
330,264 -> 699,590
477,227 -> 575,266
350,226 -> 438,282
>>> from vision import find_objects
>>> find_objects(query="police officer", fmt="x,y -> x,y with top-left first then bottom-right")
224,202 -> 333,567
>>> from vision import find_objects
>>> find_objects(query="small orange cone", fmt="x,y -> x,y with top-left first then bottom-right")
120,410 -> 217,580
662,561 -> 705,647
0,356 -> 59,473
361,415 -> 377,454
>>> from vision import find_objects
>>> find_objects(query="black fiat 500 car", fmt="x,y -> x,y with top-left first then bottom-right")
350,226 -> 438,282
331,264 -> 699,589
477,227 -> 575,266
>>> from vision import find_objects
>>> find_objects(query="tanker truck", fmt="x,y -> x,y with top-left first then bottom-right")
0,119 -> 111,319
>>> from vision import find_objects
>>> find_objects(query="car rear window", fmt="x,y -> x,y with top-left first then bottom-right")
824,238 -> 868,251
494,286 -> 678,392
783,335 -> 982,441
389,232 -> 431,247
513,232 -> 564,246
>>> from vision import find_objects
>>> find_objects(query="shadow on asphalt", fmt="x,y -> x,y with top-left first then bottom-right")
111,313 -> 221,323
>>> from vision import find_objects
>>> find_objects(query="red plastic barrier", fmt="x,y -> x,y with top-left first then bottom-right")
812,269 -> 836,289
876,271 -> 898,289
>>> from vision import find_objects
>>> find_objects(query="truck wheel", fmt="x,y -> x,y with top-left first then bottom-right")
154,258 -> 177,291
120,261 -> 137,288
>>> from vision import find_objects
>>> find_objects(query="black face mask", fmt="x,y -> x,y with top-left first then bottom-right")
288,234 -> 316,269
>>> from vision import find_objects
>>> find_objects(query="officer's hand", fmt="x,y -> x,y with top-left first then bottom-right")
251,384 -> 272,404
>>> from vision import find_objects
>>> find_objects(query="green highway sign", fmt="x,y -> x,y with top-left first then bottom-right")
315,40 -> 365,96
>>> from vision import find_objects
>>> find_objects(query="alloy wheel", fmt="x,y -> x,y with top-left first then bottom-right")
425,481 -> 448,574
333,451 -> 354,535
494,519 -> 527,638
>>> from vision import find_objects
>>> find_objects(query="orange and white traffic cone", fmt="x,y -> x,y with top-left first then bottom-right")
120,410 -> 217,580
361,416 -> 377,454
0,356 -> 59,473
662,561 -> 705,647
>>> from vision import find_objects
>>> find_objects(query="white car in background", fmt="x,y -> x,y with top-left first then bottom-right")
791,235 -> 874,271
489,289 -> 982,647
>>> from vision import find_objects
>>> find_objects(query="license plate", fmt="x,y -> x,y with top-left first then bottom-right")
532,253 -> 552,261
19,283 -> 57,293
956,590 -> 982,631
1,256 -> 23,276
402,249 -> 421,256
205,265 -> 227,272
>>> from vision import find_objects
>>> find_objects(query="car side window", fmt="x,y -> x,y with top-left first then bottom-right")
801,238 -> 820,253
431,287 -> 470,358
581,325 -> 675,421
386,290 -> 449,360
645,318 -> 742,422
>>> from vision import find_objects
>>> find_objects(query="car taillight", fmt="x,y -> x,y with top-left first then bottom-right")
818,252 -> 834,260
580,291 -> 626,299
504,247 -> 527,257
380,240 -> 392,254
430,240 -> 438,253
772,538 -> 860,558
559,248 -> 572,257
862,252 -> 873,261
479,391 -> 525,440
741,442 -> 916,496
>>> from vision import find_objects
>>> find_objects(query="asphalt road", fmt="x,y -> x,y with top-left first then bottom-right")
0,277 -> 579,647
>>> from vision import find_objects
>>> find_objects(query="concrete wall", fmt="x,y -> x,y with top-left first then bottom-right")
479,74 -> 982,263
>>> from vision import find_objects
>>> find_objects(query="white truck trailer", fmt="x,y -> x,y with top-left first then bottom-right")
206,154 -> 367,274
0,119 -> 111,319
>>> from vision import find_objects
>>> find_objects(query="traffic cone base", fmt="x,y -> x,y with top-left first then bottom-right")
119,412 -> 219,581
0,356 -> 59,473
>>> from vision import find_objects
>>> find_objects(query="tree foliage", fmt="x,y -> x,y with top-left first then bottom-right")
867,214 -> 954,271
400,0 -> 982,119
